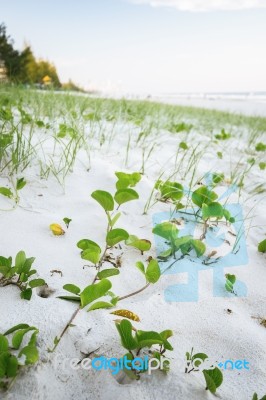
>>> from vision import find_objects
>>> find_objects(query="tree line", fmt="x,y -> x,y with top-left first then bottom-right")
0,23 -> 61,87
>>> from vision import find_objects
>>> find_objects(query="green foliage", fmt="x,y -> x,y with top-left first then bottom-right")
225,273 -> 236,294
106,228 -> 129,246
59,279 -> 114,311
125,235 -> 151,254
203,368 -> 223,393
259,162 -> 266,170
215,128 -> 231,140
114,188 -> 139,206
116,319 -> 173,352
97,268 -> 120,280
77,239 -> 101,264
63,217 -> 72,228
255,142 -> 266,152
192,186 -> 218,208
169,122 -> 193,133
135,259 -> 161,284
155,180 -> 184,202
202,202 -> 224,220
115,171 -> 141,189
0,251 -> 45,300
153,222 -> 206,259
0,324 -> 39,390
258,239 -> 266,253
91,190 -> 114,211
252,393 -> 266,400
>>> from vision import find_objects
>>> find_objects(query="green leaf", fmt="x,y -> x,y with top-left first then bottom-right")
0,187 -> 13,198
155,180 -> 183,201
18,345 -> 39,364
174,235 -> 192,250
106,228 -> 129,246
77,239 -> 101,252
255,142 -> 266,152
0,335 -> 9,353
145,259 -> 161,284
225,273 -> 236,285
21,288 -> 32,300
115,319 -> 138,350
115,172 -> 141,189
136,330 -> 164,348
77,239 -> 101,264
252,394 -> 258,400
63,217 -> 72,228
80,279 -> 112,308
88,301 -> 113,311
202,202 -> 224,220
192,352 -> 208,367
0,352 -> 9,378
6,355 -> 18,377
203,367 -> 223,393
57,295 -> 81,302
110,212 -> 121,227
190,239 -> 206,257
192,186 -> 218,208
125,235 -> 151,253
16,177 -> 26,191
15,250 -> 26,271
97,268 -> 120,280
114,188 -> 139,206
153,222 -> 178,241
258,239 -> 266,253
29,279 -> 45,288
4,324 -> 30,336
135,261 -> 145,276
91,190 -> 114,211
63,284 -> 81,295
158,248 -> 173,259
12,328 -> 36,350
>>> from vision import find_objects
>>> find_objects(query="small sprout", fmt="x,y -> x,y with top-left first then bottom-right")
0,251 -> 45,300
252,393 -> 266,400
217,151 -> 223,159
259,162 -> 266,170
50,223 -> 65,236
215,128 -> 231,140
0,324 -> 39,390
135,259 -> 161,284
179,141 -> 188,150
225,273 -> 236,294
63,217 -> 72,228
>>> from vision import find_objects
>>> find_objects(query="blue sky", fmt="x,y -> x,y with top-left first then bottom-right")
1,0 -> 266,93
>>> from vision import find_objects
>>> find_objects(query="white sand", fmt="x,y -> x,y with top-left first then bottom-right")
0,97 -> 265,400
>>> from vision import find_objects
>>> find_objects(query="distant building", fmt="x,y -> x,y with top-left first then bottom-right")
42,75 -> 52,86
0,59 -> 7,82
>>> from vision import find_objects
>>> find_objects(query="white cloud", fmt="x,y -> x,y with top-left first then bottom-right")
129,0 -> 266,12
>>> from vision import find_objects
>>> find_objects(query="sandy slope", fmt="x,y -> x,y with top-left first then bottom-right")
0,101 -> 265,400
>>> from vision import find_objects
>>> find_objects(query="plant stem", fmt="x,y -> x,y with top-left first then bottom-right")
118,282 -> 150,301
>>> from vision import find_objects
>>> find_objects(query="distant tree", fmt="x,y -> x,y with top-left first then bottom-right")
0,23 -> 22,81
35,59 -> 61,87
0,23 -> 61,87
19,45 -> 38,83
